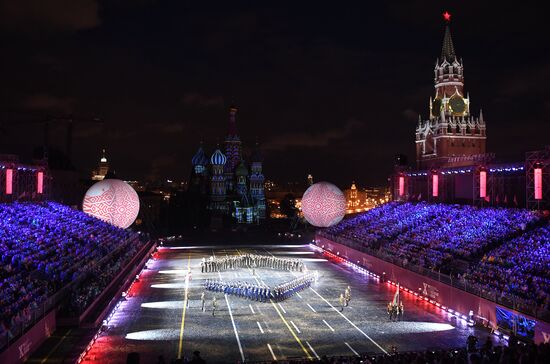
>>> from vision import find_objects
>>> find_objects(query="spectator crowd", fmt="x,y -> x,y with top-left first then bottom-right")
321,202 -> 549,312
0,201 -> 144,347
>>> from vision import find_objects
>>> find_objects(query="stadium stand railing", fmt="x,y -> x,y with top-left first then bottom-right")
317,202 -> 550,321
0,235 -> 145,351
0,202 -> 147,351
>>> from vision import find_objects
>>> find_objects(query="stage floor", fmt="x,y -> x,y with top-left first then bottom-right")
81,244 -> 494,363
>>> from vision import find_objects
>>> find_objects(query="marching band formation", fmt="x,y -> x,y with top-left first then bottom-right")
204,272 -> 317,302
201,254 -> 306,273
196,253 -> 403,321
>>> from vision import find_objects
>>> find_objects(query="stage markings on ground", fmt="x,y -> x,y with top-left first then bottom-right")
267,344 -> 277,361
235,248 -> 314,361
306,341 -> 321,360
307,303 -> 317,312
323,319 -> 335,332
261,246 -> 388,355
249,304 -> 255,314
310,287 -> 388,354
290,320 -> 301,333
216,269 -> 246,363
345,342 -> 360,356
263,247 -> 389,354
176,254 -> 191,359
257,321 -> 265,334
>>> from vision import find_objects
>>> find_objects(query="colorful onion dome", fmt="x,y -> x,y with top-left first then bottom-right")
192,146 -> 208,166
210,149 -> 227,165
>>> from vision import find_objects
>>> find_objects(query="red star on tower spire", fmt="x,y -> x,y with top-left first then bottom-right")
443,11 -> 451,23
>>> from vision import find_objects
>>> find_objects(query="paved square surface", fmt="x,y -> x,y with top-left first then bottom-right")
82,244 -> 493,363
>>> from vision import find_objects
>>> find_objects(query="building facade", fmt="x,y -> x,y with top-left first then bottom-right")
0,154 -> 48,203
416,20 -> 487,170
91,149 -> 109,181
393,16 -> 549,210
189,106 -> 266,225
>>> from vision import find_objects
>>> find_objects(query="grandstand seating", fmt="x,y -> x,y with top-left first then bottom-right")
466,223 -> 550,309
321,202 -> 549,312
0,202 -> 144,347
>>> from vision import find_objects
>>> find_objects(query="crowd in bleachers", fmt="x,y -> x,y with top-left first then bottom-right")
465,223 -> 550,310
321,202 -> 549,311
65,238 -> 145,314
0,201 -> 142,344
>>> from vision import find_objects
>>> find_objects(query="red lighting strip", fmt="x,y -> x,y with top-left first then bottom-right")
399,176 -> 405,196
77,249 -> 157,363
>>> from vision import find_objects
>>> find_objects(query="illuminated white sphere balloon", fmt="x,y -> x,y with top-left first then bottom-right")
82,179 -> 140,229
301,182 -> 346,227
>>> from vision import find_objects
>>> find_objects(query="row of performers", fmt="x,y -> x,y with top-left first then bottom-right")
201,254 -> 305,273
204,272 -> 317,302
387,301 -> 405,321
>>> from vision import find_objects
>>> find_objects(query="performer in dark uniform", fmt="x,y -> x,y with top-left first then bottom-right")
212,296 -> 217,316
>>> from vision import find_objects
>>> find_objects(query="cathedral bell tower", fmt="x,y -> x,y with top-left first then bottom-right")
224,106 -> 242,192
416,12 -> 487,169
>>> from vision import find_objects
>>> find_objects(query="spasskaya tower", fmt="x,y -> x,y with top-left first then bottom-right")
416,12 -> 487,169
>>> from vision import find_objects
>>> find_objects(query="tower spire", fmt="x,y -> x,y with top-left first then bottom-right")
228,105 -> 238,136
441,12 -> 456,61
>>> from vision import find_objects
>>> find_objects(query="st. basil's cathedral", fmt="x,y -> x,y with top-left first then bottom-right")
188,106 -> 266,226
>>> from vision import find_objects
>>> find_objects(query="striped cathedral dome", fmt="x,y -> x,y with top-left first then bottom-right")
192,146 -> 208,166
210,149 -> 227,165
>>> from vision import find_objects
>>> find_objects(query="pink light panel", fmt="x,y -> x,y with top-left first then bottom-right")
37,171 -> 44,194
399,176 -> 405,196
480,171 -> 487,198
6,168 -> 13,195
534,168 -> 542,200
432,174 -> 439,197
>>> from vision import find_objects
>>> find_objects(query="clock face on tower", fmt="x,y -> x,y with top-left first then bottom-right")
432,98 -> 442,116
449,96 -> 466,115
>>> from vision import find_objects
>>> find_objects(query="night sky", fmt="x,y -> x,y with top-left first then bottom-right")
1,0 -> 548,188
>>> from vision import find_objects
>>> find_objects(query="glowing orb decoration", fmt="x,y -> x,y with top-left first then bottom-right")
82,179 -> 140,229
301,182 -> 346,227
